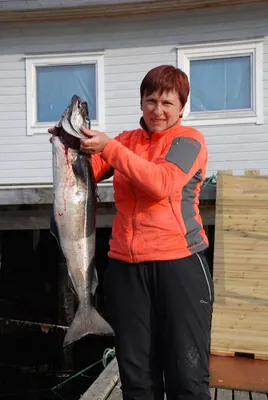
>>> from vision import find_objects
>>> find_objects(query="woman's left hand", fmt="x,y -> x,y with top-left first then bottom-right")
80,126 -> 111,154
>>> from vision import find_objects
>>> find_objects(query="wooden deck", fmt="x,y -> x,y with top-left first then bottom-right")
80,358 -> 268,400
108,385 -> 268,400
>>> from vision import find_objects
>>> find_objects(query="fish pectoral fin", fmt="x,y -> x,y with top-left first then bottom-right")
63,304 -> 114,347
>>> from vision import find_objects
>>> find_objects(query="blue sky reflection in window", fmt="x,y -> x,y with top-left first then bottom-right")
190,56 -> 251,112
36,64 -> 96,122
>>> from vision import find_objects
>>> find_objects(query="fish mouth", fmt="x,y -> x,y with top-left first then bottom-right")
80,102 -> 89,124
54,95 -> 90,147
70,95 -> 88,119
71,94 -> 82,110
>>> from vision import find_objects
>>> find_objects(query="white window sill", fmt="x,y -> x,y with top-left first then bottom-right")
27,121 -> 103,136
182,111 -> 263,127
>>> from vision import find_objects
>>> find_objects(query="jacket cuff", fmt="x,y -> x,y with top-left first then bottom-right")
101,139 -> 120,164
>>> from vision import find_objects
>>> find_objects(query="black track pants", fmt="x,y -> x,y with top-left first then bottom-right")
103,253 -> 214,400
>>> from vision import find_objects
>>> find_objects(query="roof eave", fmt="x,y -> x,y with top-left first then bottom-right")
0,0 -> 267,23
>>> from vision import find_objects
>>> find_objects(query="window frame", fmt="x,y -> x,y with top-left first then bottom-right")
25,52 -> 105,136
176,39 -> 264,126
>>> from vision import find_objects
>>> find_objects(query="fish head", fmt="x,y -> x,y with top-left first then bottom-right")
53,95 -> 91,150
68,95 -> 91,135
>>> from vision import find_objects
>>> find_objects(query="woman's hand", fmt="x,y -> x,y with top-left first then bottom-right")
80,126 -> 111,154
48,127 -> 57,143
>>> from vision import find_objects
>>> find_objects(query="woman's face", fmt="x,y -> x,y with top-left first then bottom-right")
141,90 -> 184,132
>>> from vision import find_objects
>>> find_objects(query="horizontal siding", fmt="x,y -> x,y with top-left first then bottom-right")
0,4 -> 268,185
0,87 -> 25,95
0,152 -> 51,162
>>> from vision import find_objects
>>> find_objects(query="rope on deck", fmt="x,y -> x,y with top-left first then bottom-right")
80,357 -> 119,400
50,347 -> 116,396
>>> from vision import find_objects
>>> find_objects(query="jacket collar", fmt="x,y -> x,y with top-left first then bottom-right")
139,117 -> 182,140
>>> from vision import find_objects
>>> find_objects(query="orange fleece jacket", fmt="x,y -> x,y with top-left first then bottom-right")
92,119 -> 208,263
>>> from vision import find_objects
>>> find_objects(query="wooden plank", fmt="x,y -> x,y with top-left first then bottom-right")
108,383 -> 122,400
0,185 -> 216,205
217,388 -> 232,400
0,184 -> 115,205
214,243 -> 268,253
109,385 -> 218,400
251,392 -> 268,400
215,208 -> 268,216
212,286 -> 268,300
234,390 -> 250,400
244,170 -> 261,176
211,288 -> 268,303
211,262 -> 268,273
0,203 -> 215,230
210,387 -> 216,400
107,385 -> 250,400
2,0 -> 265,12
107,387 -> 228,400
254,354 -> 268,361
212,254 -> 268,266
213,270 -> 268,280
211,332 -> 268,347
212,312 -> 268,329
107,385 -> 240,400
217,170 -> 233,176
0,206 -> 116,230
211,350 -> 235,357
211,336 -> 268,356
0,317 -> 68,334
212,299 -> 268,313
217,174 -> 268,185
80,358 -> 119,400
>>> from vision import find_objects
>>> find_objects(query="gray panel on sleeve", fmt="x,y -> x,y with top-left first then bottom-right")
165,137 -> 201,173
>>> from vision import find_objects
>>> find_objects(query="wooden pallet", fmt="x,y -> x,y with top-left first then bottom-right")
211,350 -> 268,360
211,170 -> 268,360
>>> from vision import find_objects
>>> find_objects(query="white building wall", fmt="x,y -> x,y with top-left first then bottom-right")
0,3 -> 267,185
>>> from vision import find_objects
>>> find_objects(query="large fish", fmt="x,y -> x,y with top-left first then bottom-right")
50,95 -> 114,347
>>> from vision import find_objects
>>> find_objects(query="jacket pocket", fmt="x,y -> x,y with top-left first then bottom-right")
168,196 -> 184,232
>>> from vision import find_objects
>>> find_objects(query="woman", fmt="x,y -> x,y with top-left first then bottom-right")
72,65 -> 213,400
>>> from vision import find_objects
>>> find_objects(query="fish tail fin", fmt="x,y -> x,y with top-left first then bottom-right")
63,304 -> 114,347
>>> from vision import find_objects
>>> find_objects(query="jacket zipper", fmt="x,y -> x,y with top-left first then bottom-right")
130,135 -> 151,263
130,186 -> 137,263
196,253 -> 212,302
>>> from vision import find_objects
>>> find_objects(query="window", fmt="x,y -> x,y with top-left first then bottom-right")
176,39 -> 263,126
25,52 -> 104,135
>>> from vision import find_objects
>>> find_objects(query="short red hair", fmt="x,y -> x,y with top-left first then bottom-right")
140,65 -> 190,108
